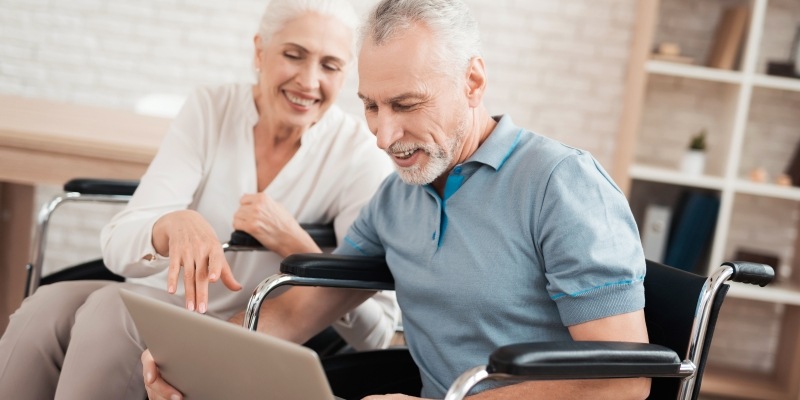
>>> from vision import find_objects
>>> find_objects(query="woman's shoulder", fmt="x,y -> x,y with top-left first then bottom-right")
314,105 -> 374,144
188,83 -> 252,110
311,105 -> 391,175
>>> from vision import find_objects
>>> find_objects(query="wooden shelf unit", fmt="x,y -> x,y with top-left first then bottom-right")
616,0 -> 800,398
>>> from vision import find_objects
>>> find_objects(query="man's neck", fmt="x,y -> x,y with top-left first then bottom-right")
430,108 -> 496,196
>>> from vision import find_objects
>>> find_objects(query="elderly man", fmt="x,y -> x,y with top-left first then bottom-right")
144,0 -> 650,399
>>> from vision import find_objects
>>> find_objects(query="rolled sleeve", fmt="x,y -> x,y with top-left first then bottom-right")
538,153 -> 646,326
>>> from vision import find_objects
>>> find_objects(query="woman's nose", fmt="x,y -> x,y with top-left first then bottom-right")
295,63 -> 321,90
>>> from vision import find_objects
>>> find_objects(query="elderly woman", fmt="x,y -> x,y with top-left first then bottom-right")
0,1 -> 398,399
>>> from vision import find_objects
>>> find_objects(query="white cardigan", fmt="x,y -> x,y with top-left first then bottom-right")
100,83 -> 398,350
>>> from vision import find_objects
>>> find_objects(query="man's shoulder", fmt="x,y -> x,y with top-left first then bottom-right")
506,129 -> 587,174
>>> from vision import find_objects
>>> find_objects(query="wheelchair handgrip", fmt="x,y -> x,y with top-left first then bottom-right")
228,230 -> 264,248
487,341 -> 682,379
227,223 -> 336,249
63,178 -> 139,196
723,261 -> 775,287
280,254 -> 393,284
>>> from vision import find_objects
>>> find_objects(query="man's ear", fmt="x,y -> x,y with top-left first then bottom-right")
465,56 -> 487,108
253,35 -> 263,70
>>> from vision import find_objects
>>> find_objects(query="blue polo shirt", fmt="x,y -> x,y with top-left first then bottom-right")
334,115 -> 645,398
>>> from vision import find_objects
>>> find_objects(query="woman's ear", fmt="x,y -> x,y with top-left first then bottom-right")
465,56 -> 487,108
253,35 -> 263,71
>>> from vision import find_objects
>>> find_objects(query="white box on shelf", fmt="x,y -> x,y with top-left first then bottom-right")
641,204 -> 672,263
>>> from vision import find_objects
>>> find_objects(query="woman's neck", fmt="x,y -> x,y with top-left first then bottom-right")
250,86 -> 308,191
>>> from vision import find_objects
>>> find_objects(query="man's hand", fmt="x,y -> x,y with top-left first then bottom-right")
233,193 -> 320,257
142,349 -> 183,400
153,210 -> 242,313
363,395 -> 428,400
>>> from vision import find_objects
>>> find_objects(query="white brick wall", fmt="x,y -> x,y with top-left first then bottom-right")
740,87 -> 800,180
1,0 -> 636,165
635,75 -> 736,176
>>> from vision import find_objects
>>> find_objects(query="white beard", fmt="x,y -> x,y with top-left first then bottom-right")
389,119 -> 467,186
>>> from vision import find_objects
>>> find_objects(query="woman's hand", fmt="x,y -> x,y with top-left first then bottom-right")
142,349 -> 183,400
153,210 -> 242,313
233,193 -> 320,257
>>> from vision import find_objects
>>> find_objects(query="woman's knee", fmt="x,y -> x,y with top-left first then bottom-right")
10,281 -> 109,328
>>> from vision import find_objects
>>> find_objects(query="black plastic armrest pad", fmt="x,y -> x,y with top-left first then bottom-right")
280,253 -> 393,284
488,341 -> 682,379
723,261 -> 774,287
63,178 -> 139,196
228,224 -> 336,250
228,230 -> 264,248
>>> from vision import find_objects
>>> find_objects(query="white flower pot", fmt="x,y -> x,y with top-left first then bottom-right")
680,150 -> 706,175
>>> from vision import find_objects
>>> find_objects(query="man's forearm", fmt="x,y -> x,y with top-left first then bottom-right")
253,286 -> 377,344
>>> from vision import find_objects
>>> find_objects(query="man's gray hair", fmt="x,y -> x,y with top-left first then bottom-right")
361,0 -> 482,77
257,0 -> 359,56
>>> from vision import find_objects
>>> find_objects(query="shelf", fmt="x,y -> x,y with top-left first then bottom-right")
734,179 -> 800,201
627,1 -> 800,398
753,74 -> 800,93
727,281 -> 800,307
629,164 -> 725,190
645,59 -> 744,84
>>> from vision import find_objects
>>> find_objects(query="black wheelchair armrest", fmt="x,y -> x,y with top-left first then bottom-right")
280,253 -> 393,285
244,254 -> 393,331
488,341 -> 683,379
63,178 -> 139,196
300,224 -> 338,248
227,224 -> 337,251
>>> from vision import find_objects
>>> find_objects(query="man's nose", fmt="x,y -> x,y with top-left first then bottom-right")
374,112 -> 403,150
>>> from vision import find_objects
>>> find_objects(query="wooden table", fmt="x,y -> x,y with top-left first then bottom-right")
0,94 -> 170,333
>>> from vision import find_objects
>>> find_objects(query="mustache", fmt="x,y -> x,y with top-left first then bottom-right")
386,141 -> 444,157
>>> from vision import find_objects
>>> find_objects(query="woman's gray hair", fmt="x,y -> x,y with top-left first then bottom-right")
361,0 -> 482,77
257,0 -> 359,56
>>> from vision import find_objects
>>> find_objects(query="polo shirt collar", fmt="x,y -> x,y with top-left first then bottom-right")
465,114 -> 522,171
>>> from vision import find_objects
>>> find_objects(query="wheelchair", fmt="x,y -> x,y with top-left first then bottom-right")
243,254 -> 774,400
23,178 -> 344,356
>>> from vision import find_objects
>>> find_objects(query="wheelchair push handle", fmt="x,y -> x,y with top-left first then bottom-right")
63,178 -> 139,196
723,261 -> 775,287
228,230 -> 263,248
226,223 -> 337,250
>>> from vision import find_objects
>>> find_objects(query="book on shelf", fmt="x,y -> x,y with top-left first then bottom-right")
641,204 -> 672,263
663,191 -> 720,272
707,5 -> 750,70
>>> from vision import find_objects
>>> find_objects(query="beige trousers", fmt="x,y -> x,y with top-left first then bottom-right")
0,281 -> 183,400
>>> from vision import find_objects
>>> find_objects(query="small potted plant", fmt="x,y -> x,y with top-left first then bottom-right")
680,129 -> 707,175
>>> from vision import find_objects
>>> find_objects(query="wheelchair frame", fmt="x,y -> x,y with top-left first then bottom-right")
242,255 -> 773,400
